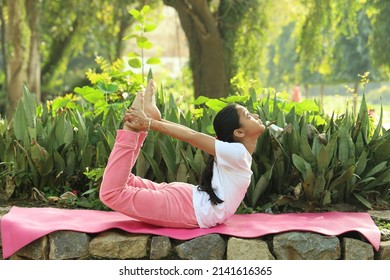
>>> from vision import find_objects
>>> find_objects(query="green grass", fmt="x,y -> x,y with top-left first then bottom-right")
374,219 -> 390,231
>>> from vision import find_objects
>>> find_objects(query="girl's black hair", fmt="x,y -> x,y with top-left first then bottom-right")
197,104 -> 241,205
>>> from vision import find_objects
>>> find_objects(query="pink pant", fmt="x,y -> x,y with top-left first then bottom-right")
99,130 -> 199,228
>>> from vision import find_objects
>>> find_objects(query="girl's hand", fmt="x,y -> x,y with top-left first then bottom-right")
265,121 -> 284,138
123,108 -> 151,132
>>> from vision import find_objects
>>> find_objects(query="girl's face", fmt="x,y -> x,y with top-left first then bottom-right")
235,105 -> 266,138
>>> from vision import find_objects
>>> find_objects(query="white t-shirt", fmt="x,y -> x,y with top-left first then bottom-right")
192,140 -> 253,228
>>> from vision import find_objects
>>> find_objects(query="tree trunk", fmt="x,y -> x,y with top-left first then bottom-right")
163,0 -> 228,99
41,18 -> 85,94
26,0 -> 41,102
6,0 -> 28,118
0,0 -> 7,86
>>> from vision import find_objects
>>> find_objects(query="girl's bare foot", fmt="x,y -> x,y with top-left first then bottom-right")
130,89 -> 144,111
144,79 -> 161,120
124,91 -> 144,132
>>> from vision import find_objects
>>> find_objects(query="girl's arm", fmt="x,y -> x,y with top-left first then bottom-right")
124,109 -> 216,156
154,119 -> 216,156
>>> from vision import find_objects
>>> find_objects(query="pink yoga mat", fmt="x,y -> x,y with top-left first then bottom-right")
1,206 -> 381,259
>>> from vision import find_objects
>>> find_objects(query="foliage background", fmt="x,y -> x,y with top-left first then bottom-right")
1,0 -> 390,117
0,2 -> 390,212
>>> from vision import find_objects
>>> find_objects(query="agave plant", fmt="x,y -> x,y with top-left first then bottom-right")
278,94 -> 390,210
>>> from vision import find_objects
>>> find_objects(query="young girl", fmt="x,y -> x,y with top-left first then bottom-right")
99,80 -> 265,228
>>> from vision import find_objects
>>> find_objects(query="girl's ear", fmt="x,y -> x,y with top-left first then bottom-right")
233,128 -> 245,139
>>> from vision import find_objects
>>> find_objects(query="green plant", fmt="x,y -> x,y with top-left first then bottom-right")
124,5 -> 161,83
2,78 -> 390,212
375,219 -> 390,231
0,86 -> 115,201
255,94 -> 389,211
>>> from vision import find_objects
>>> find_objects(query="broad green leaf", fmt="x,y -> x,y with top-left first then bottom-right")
222,95 -> 249,104
140,5 -> 151,14
96,141 -> 107,166
22,86 -> 37,129
13,98 -> 29,145
292,154 -> 306,175
176,160 -> 188,182
205,99 -> 227,112
30,140 -> 52,176
286,125 -> 300,155
144,23 -> 157,33
26,153 -> 39,187
52,97 -> 71,112
252,168 -> 272,206
136,35 -> 147,43
297,99 -> 319,112
146,57 -> 161,65
97,82 -> 118,94
325,132 -> 338,161
355,133 -> 365,155
356,94 -> 369,143
193,96 -> 209,105
142,150 -> 164,182
159,138 -> 177,179
137,36 -> 153,49
74,86 -> 105,103
338,129 -> 351,164
55,114 -> 73,149
127,51 -> 140,57
311,136 -> 321,158
313,171 -> 326,201
364,169 -> 390,190
355,150 -> 367,176
129,9 -> 140,19
190,149 -> 206,176
372,103 -> 383,140
322,190 -> 331,205
317,145 -> 329,171
365,161 -> 387,178
81,144 -> 94,171
300,124 -> 317,168
374,137 -> 390,163
353,193 -> 372,210
128,58 -> 142,68
329,165 -> 355,191
358,177 -> 375,184
135,150 -> 147,177
302,167 -> 315,201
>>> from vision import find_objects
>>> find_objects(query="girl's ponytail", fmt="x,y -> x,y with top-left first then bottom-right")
197,156 -> 224,205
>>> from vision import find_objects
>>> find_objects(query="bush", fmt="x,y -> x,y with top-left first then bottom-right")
1,67 -> 389,212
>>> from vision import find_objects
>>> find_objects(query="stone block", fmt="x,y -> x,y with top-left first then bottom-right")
49,231 -> 90,260
89,230 -> 150,259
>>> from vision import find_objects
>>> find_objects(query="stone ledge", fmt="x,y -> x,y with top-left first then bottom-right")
1,207 -> 389,260
2,229 -> 389,260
